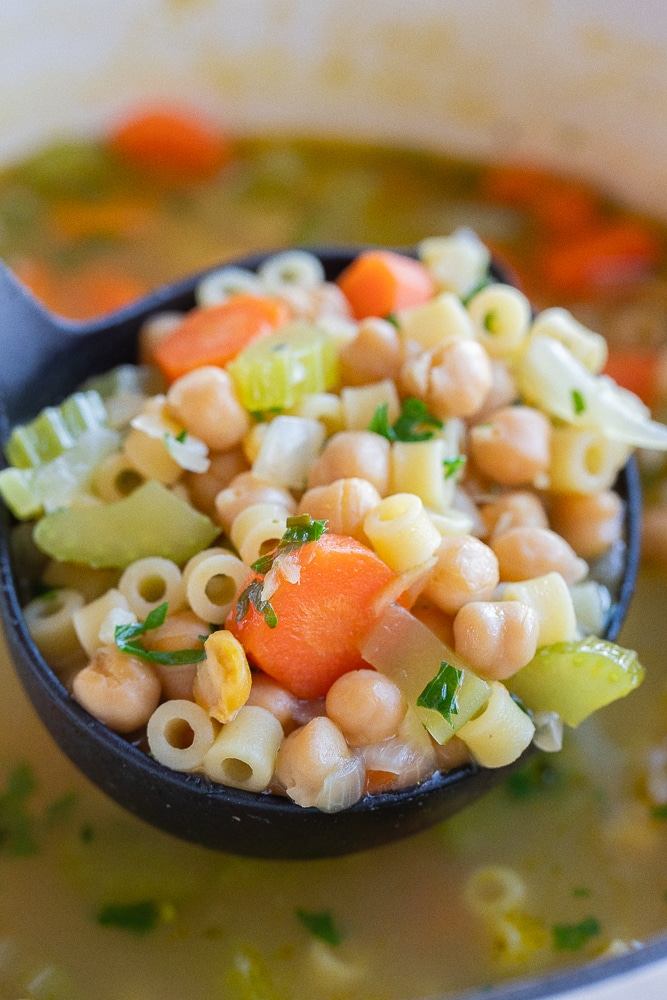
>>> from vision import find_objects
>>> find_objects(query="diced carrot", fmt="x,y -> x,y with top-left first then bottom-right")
531,183 -> 602,239
108,106 -> 231,183
14,259 -> 147,319
537,220 -> 663,299
604,348 -> 660,408
336,249 -> 435,320
153,293 -> 290,383
50,197 -> 155,240
226,533 -> 395,699
479,163 -> 560,206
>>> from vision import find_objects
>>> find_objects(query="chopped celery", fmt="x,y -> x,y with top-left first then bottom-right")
33,480 -> 218,568
5,390 -> 108,469
0,427 -> 119,519
359,603 -> 491,743
508,637 -> 644,727
227,321 -> 338,411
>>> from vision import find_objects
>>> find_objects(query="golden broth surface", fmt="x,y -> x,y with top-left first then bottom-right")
1,129 -> 667,1000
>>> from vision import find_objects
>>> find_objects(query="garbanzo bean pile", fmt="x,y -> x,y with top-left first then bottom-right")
4,231 -> 666,812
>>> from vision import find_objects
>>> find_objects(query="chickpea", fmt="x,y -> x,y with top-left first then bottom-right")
339,317 -> 402,386
453,600 -> 540,680
166,365 -> 251,451
143,609 -> 207,700
214,471 -> 297,534
549,490 -> 624,559
306,430 -> 390,496
402,339 -> 493,420
424,534 -> 500,615
326,669 -> 407,746
469,406 -> 551,486
72,645 -> 161,733
246,672 -> 301,733
297,477 -> 382,542
479,490 -> 549,541
275,716 -> 364,809
491,525 -> 588,584
184,447 -> 249,518
473,359 -> 518,423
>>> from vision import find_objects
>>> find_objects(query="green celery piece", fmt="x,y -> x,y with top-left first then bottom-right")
0,427 -> 119,520
227,321 -> 338,411
5,390 -> 108,469
33,480 -> 219,568
508,637 -> 644,727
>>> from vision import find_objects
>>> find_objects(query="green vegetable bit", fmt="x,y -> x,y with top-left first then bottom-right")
508,636 -> 644,728
417,661 -> 463,725
369,396 -> 443,442
33,480 -> 219,568
97,899 -> 163,934
115,602 -> 206,665
5,389 -> 108,469
296,908 -> 344,946
552,916 -> 600,951
227,321 -> 338,411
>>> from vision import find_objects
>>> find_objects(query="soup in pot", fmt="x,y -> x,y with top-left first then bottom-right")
1,106 -> 667,1000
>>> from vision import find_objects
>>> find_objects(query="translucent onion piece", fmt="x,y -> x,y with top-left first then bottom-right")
517,335 -> 667,450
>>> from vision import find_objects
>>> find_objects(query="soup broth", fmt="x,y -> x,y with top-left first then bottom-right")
1,114 -> 667,999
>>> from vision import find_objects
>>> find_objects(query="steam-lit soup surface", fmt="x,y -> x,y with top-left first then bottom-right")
2,117 -> 667,999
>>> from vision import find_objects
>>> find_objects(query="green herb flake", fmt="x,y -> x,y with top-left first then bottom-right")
552,916 -> 600,951
505,755 -> 562,800
385,313 -> 401,329
651,803 -> 667,820
572,886 -> 591,899
369,397 -> 443,443
443,454 -> 466,479
0,762 -> 40,856
417,660 -> 463,725
235,515 -> 327,628
296,908 -> 344,946
115,601 -> 206,665
571,388 -> 586,415
97,899 -> 163,935
175,429 -> 188,443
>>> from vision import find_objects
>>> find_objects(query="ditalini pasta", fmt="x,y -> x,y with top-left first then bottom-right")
2,234 -> 662,813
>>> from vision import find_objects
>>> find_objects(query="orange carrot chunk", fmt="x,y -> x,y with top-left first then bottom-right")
336,249 -> 435,320
15,260 -> 147,320
153,293 -> 290,383
538,220 -> 662,299
108,106 -> 231,182
226,533 -> 395,699
604,348 -> 661,408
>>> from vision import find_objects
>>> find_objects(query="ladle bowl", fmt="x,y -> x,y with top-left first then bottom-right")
0,247 -> 642,859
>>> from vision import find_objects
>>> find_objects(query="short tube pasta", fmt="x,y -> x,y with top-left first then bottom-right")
23,588 -> 85,668
363,492 -> 442,572
118,557 -> 186,619
549,425 -> 631,493
463,865 -> 527,919
466,283 -> 531,358
457,681 -> 535,767
230,502 -> 289,565
202,705 -> 283,792
340,378 -> 400,430
185,551 -> 250,624
147,699 -> 217,771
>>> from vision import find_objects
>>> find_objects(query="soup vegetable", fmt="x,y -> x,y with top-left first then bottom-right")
1,236 -> 660,813
2,106 -> 667,998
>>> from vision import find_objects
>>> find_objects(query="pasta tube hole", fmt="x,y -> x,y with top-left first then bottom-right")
219,757 -> 255,784
138,574 -> 168,603
204,574 -> 238,607
164,718 -> 196,751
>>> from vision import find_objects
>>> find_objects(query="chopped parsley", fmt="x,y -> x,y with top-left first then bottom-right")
651,803 -> 667,820
115,602 -> 206,665
235,515 -> 327,629
296,908 -> 344,946
369,397 -> 443,443
0,762 -> 39,856
97,899 -> 163,934
571,388 -> 586,415
552,916 -> 600,951
443,454 -> 466,479
505,755 -> 562,800
417,661 -> 463,725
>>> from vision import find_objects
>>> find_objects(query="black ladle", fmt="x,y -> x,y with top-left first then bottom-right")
0,248 -> 641,859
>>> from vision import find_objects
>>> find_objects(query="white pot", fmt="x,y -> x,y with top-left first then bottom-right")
2,2 -> 667,997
